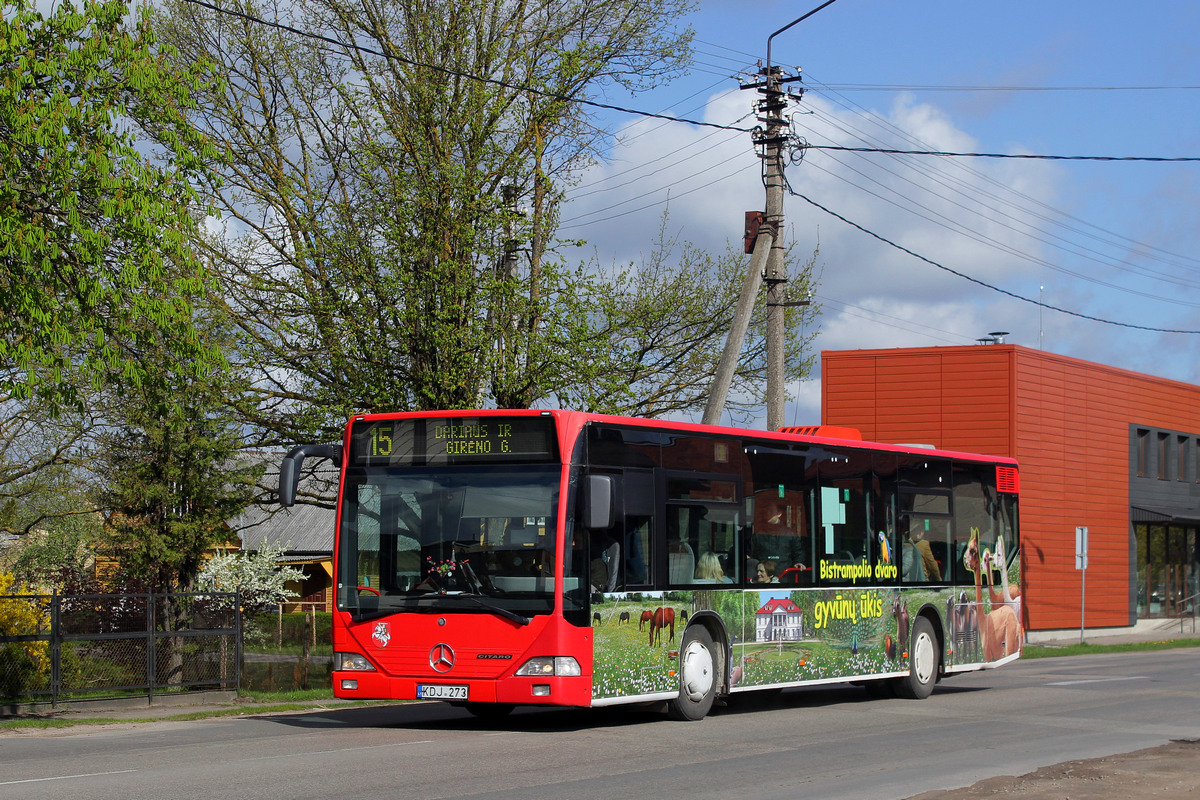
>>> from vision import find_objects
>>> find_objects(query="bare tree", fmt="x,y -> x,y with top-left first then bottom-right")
151,0 -> 695,443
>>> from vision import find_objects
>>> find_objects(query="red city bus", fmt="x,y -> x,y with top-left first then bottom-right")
278,409 -> 1022,720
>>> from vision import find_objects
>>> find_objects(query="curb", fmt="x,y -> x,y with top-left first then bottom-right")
2,689 -> 238,719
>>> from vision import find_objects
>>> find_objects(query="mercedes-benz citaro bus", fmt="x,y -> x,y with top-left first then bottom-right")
277,409 -> 1022,720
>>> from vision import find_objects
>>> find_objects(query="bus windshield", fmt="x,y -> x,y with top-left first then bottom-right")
337,465 -> 561,622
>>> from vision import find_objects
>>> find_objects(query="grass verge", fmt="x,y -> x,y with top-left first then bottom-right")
1022,636 -> 1200,659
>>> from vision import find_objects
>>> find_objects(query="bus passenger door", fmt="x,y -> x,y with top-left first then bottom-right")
585,469 -> 655,596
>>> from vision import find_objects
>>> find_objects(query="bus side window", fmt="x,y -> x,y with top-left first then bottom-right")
817,484 -> 868,568
902,515 -> 944,583
748,489 -> 811,585
625,518 -> 651,585
589,532 -> 620,593
665,504 -> 740,584
623,473 -> 655,587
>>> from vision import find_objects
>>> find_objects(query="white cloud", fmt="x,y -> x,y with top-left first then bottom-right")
560,83 -> 1200,429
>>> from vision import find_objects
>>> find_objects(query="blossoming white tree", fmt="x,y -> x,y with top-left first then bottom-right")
196,542 -> 305,611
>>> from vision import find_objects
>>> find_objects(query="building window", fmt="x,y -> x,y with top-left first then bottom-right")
1137,429 -> 1149,477
1157,432 -> 1169,479
1179,436 -> 1189,482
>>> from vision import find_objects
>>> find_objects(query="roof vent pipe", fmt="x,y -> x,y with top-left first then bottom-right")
976,331 -> 1010,345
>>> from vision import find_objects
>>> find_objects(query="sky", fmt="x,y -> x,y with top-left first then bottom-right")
559,0 -> 1200,430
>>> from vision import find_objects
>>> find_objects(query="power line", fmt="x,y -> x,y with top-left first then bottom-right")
560,160 -> 754,230
179,1 -> 1200,165
787,184 -> 1200,335
815,295 -> 971,345
800,74 -> 1200,278
808,83 -> 1200,93
178,0 -> 753,135
794,108 -> 1200,299
809,144 -> 1200,163
566,127 -> 745,203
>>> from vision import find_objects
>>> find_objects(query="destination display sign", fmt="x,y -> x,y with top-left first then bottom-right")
349,416 -> 558,466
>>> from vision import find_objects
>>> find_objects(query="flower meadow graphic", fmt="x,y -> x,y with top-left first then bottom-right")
588,578 -> 1021,702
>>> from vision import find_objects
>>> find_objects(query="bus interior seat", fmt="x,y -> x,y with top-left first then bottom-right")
668,541 -> 695,584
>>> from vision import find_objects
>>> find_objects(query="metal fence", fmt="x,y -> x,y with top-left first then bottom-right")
0,592 -> 241,706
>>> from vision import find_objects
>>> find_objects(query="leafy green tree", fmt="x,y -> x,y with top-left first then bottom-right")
0,389 -> 104,586
95,318 -> 262,595
0,400 -> 94,531
0,0 -> 224,411
0,464 -> 103,584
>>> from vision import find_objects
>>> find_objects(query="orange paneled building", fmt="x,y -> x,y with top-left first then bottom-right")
822,344 -> 1200,632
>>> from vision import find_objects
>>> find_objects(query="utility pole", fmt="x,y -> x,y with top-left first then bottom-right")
481,184 -> 521,405
701,64 -> 797,429
760,66 -> 791,432
701,2 -> 836,430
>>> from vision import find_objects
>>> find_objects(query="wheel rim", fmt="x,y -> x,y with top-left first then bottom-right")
680,640 -> 714,701
913,630 -> 935,684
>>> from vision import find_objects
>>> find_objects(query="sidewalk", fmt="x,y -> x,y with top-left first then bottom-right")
7,617 -> 1199,725
1,690 -> 373,724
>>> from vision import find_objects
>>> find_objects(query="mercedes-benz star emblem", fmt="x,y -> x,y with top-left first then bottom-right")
429,643 -> 456,673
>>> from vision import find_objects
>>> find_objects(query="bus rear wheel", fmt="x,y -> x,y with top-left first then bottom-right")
894,616 -> 939,700
668,626 -> 719,721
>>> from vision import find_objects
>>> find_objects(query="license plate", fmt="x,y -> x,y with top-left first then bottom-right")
417,684 -> 468,700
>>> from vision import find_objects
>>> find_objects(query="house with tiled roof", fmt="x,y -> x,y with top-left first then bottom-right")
755,596 -> 803,642
230,457 -> 339,612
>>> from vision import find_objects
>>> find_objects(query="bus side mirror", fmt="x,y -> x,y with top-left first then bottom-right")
584,475 -> 615,530
278,444 -> 343,507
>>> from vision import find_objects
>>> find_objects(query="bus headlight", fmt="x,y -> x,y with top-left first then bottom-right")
335,652 -> 377,672
515,657 -> 581,677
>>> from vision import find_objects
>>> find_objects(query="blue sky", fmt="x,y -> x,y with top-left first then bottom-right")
560,0 -> 1200,429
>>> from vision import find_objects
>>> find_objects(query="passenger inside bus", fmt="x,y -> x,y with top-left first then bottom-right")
694,551 -> 732,583
589,533 -> 620,593
907,521 -> 941,581
751,497 -> 809,580
754,558 -> 779,583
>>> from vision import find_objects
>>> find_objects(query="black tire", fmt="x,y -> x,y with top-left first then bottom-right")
667,626 -> 720,721
463,702 -> 515,719
894,616 -> 939,700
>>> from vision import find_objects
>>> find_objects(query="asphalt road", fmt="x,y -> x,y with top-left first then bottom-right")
3,649 -> 1199,800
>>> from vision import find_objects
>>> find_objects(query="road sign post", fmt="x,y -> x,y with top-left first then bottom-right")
1076,526 -> 1088,643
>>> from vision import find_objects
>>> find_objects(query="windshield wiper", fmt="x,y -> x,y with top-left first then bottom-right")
350,595 -> 530,626
458,593 -> 531,626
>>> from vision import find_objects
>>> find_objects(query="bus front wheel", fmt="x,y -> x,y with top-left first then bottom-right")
668,626 -> 719,721
895,616 -> 939,700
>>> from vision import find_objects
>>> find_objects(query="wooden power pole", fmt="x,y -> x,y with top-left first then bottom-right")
702,64 -> 796,429
702,2 -> 836,430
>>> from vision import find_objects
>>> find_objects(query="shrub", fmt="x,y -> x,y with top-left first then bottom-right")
0,572 -> 51,697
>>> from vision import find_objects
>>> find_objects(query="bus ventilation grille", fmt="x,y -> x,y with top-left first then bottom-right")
996,465 -> 1019,493
777,425 -> 863,441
